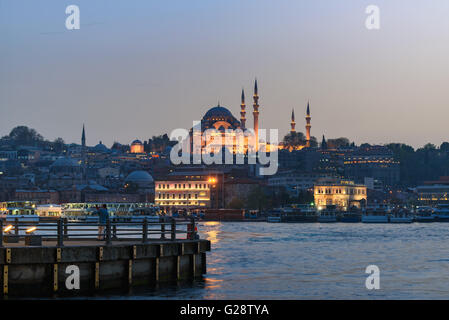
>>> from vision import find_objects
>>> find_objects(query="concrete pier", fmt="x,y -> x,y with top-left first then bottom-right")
0,239 -> 210,297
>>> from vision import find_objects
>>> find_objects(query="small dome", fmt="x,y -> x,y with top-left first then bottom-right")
131,139 -> 143,145
93,141 -> 109,153
125,170 -> 154,183
51,157 -> 79,167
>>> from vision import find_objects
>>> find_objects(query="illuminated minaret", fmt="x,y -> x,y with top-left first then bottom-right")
240,88 -> 246,129
305,101 -> 311,147
291,109 -> 296,133
253,79 -> 259,150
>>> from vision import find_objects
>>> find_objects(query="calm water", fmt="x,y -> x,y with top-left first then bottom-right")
91,222 -> 449,299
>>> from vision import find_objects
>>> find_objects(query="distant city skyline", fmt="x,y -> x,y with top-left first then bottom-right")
1,0 -> 449,149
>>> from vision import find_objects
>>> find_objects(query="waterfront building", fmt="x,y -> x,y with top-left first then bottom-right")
268,171 -> 335,196
314,178 -> 367,211
155,170 -> 225,210
417,176 -> 449,205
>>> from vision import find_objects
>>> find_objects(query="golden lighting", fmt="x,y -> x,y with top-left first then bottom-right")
3,225 -> 13,233
204,221 -> 220,226
26,226 -> 37,234
208,177 -> 216,183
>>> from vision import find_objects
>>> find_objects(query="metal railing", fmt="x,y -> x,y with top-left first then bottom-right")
0,217 -> 198,247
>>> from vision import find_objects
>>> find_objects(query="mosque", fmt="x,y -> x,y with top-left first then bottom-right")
193,79 -> 313,153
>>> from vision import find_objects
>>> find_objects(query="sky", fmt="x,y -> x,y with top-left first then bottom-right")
1,0 -> 448,149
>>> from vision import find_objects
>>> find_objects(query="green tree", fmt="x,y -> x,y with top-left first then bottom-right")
8,126 -> 43,146
227,197 -> 245,209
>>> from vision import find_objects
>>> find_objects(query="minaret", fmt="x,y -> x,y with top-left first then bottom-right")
291,109 -> 296,133
321,134 -> 327,150
253,79 -> 259,151
240,88 -> 246,129
81,124 -> 87,181
305,101 -> 311,147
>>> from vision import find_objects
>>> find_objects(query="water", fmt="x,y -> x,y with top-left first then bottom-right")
87,222 -> 449,299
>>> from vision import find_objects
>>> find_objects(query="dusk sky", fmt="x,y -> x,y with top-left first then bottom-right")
1,0 -> 448,148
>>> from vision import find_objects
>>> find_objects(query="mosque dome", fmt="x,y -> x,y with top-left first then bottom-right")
125,170 -> 154,184
203,106 -> 235,120
130,139 -> 144,153
201,105 -> 241,130
93,141 -> 109,153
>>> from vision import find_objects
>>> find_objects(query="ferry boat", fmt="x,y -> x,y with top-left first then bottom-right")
433,204 -> 449,222
0,201 -> 40,223
362,205 -> 390,223
61,202 -> 161,222
266,207 -> 317,223
389,208 -> 413,223
414,206 -> 435,222
317,205 -> 337,223
337,207 -> 361,222
282,207 -> 317,223
266,209 -> 282,223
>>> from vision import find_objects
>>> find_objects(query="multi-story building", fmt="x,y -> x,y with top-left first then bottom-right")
417,176 -> 449,205
314,178 -> 367,211
155,169 -> 226,210
344,145 -> 400,186
268,171 -> 334,196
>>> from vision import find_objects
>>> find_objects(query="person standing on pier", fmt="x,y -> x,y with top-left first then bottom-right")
97,204 -> 110,240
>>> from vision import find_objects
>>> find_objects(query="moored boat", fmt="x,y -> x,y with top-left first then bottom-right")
362,205 -> 390,223
414,206 -> 435,222
433,204 -> 449,222
317,205 -> 337,223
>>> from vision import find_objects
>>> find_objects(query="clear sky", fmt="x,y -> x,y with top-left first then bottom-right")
1,0 -> 448,148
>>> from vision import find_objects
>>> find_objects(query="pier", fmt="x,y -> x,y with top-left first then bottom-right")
0,218 -> 210,297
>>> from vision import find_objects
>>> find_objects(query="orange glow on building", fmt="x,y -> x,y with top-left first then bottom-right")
130,140 -> 144,153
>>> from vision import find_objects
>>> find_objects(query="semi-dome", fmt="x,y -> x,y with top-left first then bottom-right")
125,170 -> 154,183
131,139 -> 143,145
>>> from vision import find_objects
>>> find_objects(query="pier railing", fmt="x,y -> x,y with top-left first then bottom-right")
0,217 -> 198,247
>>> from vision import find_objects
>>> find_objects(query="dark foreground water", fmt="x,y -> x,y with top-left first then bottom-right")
85,222 -> 449,299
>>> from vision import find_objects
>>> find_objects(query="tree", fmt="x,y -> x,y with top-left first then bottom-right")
246,186 -> 269,211
440,142 -> 449,152
227,197 -> 245,209
53,138 -> 66,153
327,137 -> 350,149
8,126 -> 43,146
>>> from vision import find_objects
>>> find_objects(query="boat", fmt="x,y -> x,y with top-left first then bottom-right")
414,206 -> 435,222
338,207 -> 361,222
267,209 -> 282,223
317,205 -> 337,223
362,204 -> 390,223
282,207 -> 317,223
266,207 -> 317,223
433,204 -> 449,222
389,208 -> 413,223
1,201 -> 40,223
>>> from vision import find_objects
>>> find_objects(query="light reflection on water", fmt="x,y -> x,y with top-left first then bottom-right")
72,222 -> 449,299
